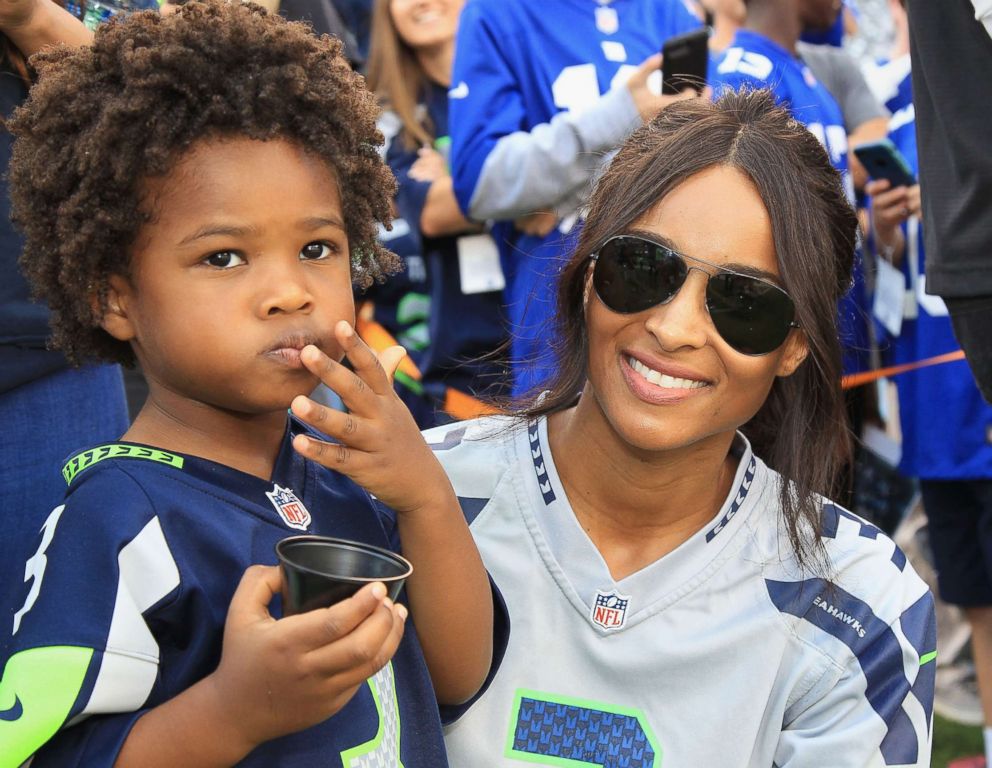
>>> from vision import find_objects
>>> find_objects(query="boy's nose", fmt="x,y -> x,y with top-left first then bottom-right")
260,265 -> 314,316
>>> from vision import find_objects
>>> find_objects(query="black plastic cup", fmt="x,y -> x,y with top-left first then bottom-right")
276,535 -> 413,616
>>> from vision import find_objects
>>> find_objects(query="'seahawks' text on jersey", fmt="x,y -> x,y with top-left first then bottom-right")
427,416 -> 935,768
0,417 -> 448,768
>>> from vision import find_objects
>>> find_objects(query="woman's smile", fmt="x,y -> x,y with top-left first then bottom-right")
621,353 -> 711,405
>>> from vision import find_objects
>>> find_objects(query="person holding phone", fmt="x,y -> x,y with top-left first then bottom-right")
448,0 -> 704,398
432,89 -> 934,768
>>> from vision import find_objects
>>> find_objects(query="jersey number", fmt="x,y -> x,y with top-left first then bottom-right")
506,689 -> 661,767
551,64 -> 639,116
13,505 -> 66,636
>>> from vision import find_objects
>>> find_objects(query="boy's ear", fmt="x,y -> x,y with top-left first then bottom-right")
775,330 -> 809,378
95,274 -> 137,342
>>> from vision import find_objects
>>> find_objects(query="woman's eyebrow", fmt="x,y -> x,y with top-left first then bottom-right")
626,227 -> 784,287
722,262 -> 785,286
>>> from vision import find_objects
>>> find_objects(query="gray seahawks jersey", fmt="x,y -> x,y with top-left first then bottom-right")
427,416 -> 934,768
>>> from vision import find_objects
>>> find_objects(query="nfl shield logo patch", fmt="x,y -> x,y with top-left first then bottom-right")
266,484 -> 312,531
591,589 -> 630,630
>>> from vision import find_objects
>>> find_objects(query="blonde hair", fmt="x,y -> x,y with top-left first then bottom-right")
366,0 -> 435,150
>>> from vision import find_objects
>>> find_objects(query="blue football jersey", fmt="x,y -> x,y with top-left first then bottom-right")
1,418 -> 448,767
381,81 -> 508,423
449,0 -> 700,396
713,30 -> 850,181
883,97 -> 992,479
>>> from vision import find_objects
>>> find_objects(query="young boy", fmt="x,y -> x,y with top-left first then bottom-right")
0,3 -> 499,766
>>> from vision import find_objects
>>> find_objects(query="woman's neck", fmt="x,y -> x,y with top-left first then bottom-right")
414,39 -> 454,88
123,387 -> 288,480
547,393 -> 739,580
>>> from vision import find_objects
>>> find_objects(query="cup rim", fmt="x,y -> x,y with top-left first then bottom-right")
275,534 -> 413,584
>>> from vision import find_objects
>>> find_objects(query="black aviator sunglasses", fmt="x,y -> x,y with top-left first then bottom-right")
590,234 -> 800,356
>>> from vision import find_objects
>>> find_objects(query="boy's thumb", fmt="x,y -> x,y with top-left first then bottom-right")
379,345 -> 408,383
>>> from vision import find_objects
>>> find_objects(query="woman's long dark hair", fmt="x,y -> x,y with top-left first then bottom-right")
515,89 -> 857,571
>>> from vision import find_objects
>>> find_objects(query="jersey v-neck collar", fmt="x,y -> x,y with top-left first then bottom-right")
514,416 -> 763,632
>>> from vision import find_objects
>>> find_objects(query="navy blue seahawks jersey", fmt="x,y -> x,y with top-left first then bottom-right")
1,418 -> 448,767
882,97 -> 992,479
381,81 -> 508,422
449,0 -> 700,396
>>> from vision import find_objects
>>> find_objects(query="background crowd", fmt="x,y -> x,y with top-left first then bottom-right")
2,0 -> 991,765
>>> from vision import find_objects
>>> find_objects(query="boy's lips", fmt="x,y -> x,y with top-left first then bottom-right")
263,333 -> 324,369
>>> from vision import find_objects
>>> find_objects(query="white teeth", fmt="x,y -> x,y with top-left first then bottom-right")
628,357 -> 706,390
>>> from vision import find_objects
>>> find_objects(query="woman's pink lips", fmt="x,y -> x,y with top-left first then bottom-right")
620,355 -> 710,405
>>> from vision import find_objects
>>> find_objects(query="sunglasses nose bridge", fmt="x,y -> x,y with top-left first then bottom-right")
643,269 -> 711,351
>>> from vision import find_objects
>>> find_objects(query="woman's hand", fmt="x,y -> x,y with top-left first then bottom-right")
514,210 -> 559,237
206,566 -> 407,751
290,320 -> 455,517
627,53 -> 711,123
0,0 -> 90,55
409,147 -> 449,183
0,0 -> 37,31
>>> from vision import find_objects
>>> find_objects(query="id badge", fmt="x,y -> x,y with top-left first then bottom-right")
457,234 -> 505,294
872,255 -> 906,337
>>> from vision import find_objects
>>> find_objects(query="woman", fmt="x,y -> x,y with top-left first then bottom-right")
429,90 -> 934,767
364,0 -> 507,427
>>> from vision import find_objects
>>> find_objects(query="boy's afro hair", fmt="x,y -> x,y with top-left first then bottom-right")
9,0 -> 398,366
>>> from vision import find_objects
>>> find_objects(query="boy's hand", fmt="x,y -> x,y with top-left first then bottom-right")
207,565 -> 407,750
290,320 -> 456,517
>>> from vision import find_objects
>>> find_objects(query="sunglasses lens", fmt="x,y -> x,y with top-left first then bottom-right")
593,237 -> 686,314
706,273 -> 796,355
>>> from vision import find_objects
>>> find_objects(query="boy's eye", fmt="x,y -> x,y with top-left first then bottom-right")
300,242 -> 334,261
204,251 -> 245,269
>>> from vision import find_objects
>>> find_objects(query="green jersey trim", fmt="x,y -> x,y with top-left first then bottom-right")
62,444 -> 185,485
340,662 -> 404,767
0,645 -> 94,768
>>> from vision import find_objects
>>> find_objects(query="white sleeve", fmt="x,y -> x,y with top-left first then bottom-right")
774,589 -> 935,768
467,85 -> 641,221
973,0 -> 992,38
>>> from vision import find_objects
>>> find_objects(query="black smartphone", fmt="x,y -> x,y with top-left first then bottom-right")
662,28 -> 710,95
853,138 -> 917,187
